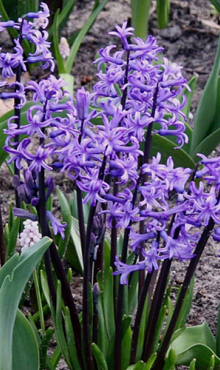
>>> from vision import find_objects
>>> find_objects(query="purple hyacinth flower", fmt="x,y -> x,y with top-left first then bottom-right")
76,87 -> 92,121
12,170 -> 38,204
1,82 -> 26,108
142,241 -> 160,273
13,208 -> 37,221
27,30 -> 51,56
108,21 -> 134,51
46,210 -> 67,239
0,18 -> 15,32
27,51 -> 54,72
129,228 -> 156,252
27,146 -> 53,172
113,255 -> 145,285
26,2 -> 50,29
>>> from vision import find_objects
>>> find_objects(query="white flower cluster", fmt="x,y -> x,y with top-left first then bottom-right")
19,219 -> 42,252
59,37 -> 70,59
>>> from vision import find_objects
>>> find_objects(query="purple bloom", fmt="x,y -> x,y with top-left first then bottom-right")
27,30 -> 51,56
108,21 -> 134,51
46,210 -> 67,239
129,228 -> 156,252
4,138 -> 31,169
12,170 -> 38,204
1,82 -> 26,108
113,255 -> 145,285
27,146 -> 53,172
76,87 -> 93,121
13,208 -> 37,221
26,2 -> 50,29
76,176 -> 110,206
142,241 -> 160,273
0,17 -> 15,31
0,40 -> 26,78
27,51 -> 54,72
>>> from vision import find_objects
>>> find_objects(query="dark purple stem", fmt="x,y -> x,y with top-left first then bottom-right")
153,216 -> 215,369
76,186 -> 86,258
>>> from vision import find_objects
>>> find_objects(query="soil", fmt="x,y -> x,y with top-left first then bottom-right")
1,0 -> 220,369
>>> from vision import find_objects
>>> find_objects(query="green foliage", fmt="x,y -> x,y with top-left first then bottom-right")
210,0 -> 220,13
170,322 -> 220,369
131,0 -> 170,39
189,35 -> 220,160
0,237 -> 51,370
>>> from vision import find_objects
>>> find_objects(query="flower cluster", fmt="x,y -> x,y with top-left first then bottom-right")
19,219 -> 42,252
0,2 -> 53,108
2,14 -> 220,283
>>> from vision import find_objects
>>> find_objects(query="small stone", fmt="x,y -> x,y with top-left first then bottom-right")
160,25 -> 182,41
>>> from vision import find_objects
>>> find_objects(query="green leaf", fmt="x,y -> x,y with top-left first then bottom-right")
208,355 -> 215,370
216,302 -> 220,357
210,0 -> 220,13
17,0 -> 37,17
6,217 -> 20,260
91,343 -> 108,370
189,358 -> 196,370
103,267 -> 115,341
65,0 -> 108,73
48,0 -> 75,38
152,305 -> 167,352
190,35 -> 220,157
60,73 -> 74,95
65,216 -> 84,273
0,0 -> 18,37
181,73 -> 198,120
192,127 -> 220,162
0,237 -> 51,370
131,0 -> 151,39
127,270 -> 138,315
156,0 -> 170,29
52,280 -> 72,369
173,275 -> 195,331
12,309 -> 39,370
170,323 -> 220,369
56,189 -> 72,258
136,293 -> 149,362
121,316 -> 132,370
53,10 -> 66,74
40,270 -> 51,309
207,76 -> 220,134
97,288 -> 108,357
144,353 -> 157,370
126,361 -> 145,370
150,134 -> 196,169
64,307 -> 82,370
163,348 -> 175,370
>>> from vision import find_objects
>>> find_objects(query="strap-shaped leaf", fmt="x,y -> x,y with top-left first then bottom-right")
170,323 -> 220,369
131,0 -> 151,39
150,134 -> 195,169
190,35 -> 220,156
65,0 -> 108,74
12,309 -> 39,370
156,0 -> 170,29
192,127 -> 220,162
91,343 -> 108,370
0,237 -> 51,370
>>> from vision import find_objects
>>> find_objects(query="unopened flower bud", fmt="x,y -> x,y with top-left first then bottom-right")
59,37 -> 70,59
93,282 -> 100,307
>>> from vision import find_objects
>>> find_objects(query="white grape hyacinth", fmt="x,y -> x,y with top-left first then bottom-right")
19,219 -> 42,252
59,37 -> 70,59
